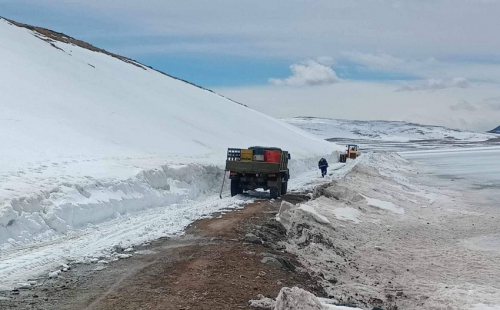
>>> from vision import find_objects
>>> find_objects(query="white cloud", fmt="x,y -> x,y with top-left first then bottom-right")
397,78 -> 471,92
269,59 -> 341,87
216,81 -> 500,132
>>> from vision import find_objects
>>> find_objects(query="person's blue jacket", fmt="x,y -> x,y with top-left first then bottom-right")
318,158 -> 328,169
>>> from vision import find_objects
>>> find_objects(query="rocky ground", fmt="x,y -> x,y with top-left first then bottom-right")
0,194 -> 325,310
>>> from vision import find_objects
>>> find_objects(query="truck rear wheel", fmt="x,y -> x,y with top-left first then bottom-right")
281,181 -> 288,196
230,179 -> 240,197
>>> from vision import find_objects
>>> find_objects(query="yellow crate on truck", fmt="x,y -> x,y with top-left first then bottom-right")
240,149 -> 254,162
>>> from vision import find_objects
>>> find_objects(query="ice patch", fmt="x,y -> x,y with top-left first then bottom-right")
332,207 -> 361,223
362,195 -> 405,215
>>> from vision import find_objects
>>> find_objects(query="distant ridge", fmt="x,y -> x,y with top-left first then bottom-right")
284,117 -> 496,142
489,126 -> 500,134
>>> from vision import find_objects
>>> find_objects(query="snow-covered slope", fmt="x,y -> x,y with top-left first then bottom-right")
0,19 -> 339,257
285,117 -> 496,142
489,126 -> 500,134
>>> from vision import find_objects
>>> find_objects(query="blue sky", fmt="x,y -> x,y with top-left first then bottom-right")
1,0 -> 500,131
0,0 -> 423,87
1,1 -> 419,88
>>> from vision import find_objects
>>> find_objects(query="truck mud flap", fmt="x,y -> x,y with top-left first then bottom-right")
267,180 -> 278,187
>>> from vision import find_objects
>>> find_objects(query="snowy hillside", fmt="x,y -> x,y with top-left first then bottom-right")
489,126 -> 500,134
285,117 -> 496,142
0,17 -> 340,286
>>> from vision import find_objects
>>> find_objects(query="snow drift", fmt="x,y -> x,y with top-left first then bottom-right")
0,18 -> 340,250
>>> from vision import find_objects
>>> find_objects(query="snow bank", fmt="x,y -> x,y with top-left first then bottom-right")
0,153 -> 343,250
277,152 -> 500,309
276,153 -> 420,306
0,163 -> 224,248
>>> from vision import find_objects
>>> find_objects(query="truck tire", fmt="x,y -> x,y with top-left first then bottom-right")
231,179 -> 240,197
270,187 -> 279,199
281,181 -> 288,196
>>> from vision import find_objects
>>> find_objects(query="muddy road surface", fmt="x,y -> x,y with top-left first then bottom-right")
0,194 -> 323,310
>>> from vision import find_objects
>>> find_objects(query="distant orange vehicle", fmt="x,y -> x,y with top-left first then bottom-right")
339,144 -> 359,163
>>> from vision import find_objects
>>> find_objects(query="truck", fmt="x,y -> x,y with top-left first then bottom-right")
224,146 -> 290,199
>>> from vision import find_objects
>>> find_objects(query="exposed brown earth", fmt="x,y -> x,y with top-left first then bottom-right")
0,194 -> 324,310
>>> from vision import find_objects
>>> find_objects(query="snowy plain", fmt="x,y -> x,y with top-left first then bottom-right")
285,117 -> 496,142
285,117 -> 499,153
0,18 -> 341,290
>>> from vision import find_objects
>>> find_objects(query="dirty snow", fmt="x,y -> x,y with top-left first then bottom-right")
249,287 -> 363,310
277,152 -> 500,309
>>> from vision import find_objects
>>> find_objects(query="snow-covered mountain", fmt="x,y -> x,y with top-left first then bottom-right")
0,18 -> 339,263
285,117 -> 496,142
489,126 -> 500,134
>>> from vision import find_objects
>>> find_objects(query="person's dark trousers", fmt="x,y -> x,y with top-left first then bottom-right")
321,167 -> 327,177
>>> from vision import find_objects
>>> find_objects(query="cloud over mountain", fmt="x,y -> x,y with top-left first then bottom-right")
269,58 -> 340,87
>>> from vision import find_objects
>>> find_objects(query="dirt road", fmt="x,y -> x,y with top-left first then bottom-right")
0,195 -> 323,310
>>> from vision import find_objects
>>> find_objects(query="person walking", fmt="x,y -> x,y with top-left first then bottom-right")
318,158 -> 328,178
